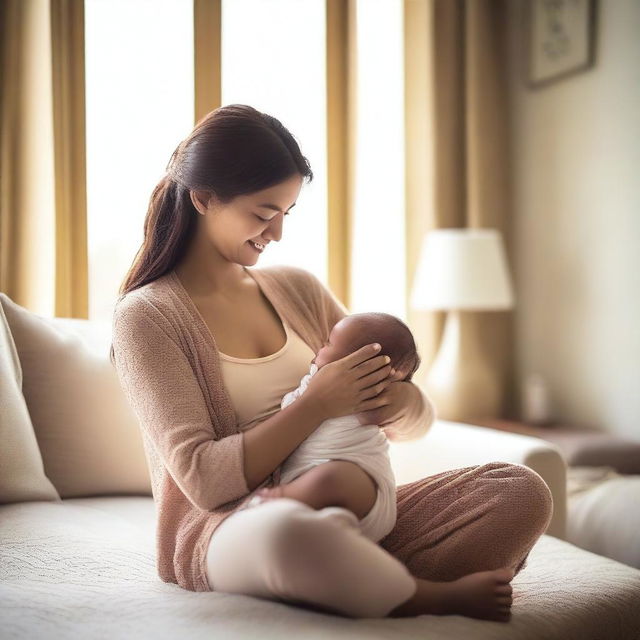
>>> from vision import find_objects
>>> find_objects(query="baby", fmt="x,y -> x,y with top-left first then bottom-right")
243,312 -> 421,543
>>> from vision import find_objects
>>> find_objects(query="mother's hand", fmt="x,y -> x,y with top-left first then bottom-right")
355,369 -> 413,427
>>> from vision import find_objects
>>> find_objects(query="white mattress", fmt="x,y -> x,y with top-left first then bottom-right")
1,496 -> 639,640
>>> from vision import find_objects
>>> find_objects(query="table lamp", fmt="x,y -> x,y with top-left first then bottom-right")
410,228 -> 515,421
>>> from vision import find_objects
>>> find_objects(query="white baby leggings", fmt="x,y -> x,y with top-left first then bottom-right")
204,497 -> 417,619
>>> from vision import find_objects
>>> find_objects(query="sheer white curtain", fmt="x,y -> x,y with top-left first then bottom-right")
221,0 -> 327,281
85,0 -> 194,321
351,0 -> 406,319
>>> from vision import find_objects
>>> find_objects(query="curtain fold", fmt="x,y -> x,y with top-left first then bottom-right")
51,0 -> 88,318
0,0 -> 87,318
193,0 -> 221,125
404,0 -> 515,418
326,0 -> 357,308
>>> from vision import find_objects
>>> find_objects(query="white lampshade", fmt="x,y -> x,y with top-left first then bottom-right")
410,228 -> 515,311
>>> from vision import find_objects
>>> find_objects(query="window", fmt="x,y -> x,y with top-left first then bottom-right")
221,0 -> 327,278
84,0 -> 402,321
85,0 -> 194,320
351,0 -> 405,317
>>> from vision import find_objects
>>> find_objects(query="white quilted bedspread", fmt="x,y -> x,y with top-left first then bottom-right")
1,496 -> 639,640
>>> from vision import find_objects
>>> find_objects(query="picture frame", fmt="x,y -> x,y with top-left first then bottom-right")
525,0 -> 598,89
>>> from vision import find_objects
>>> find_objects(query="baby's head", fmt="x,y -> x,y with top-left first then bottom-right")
312,312 -> 421,382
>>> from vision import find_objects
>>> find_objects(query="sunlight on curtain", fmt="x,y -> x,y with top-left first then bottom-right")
221,0 -> 327,281
351,0 -> 405,318
85,0 -> 194,321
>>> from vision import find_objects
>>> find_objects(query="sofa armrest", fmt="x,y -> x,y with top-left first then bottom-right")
388,419 -> 567,540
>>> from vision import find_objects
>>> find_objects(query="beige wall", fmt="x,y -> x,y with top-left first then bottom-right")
505,0 -> 640,438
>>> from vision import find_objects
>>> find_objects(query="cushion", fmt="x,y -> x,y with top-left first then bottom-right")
0,293 -> 151,498
0,294 -> 59,504
1,496 -> 639,639
567,466 -> 640,569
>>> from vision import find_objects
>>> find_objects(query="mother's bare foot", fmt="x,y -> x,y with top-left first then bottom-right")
388,567 -> 515,622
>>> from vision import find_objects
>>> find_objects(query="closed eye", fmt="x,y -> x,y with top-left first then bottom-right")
255,212 -> 290,222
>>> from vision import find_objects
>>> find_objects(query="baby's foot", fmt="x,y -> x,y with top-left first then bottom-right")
436,567 -> 515,622
239,486 -> 286,511
256,486 -> 286,501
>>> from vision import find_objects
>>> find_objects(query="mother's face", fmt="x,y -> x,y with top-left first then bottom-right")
189,174 -> 303,265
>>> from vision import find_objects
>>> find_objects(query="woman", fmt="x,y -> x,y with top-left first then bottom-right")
110,104 -> 553,621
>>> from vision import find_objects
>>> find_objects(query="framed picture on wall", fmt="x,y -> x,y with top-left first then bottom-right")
526,0 -> 597,88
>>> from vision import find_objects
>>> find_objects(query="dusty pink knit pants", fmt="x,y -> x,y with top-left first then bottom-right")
205,461 -> 553,619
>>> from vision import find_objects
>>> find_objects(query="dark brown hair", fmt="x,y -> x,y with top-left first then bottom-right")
110,104 -> 313,365
341,312 -> 422,383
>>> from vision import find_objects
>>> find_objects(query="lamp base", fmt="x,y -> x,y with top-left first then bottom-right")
424,310 -> 501,422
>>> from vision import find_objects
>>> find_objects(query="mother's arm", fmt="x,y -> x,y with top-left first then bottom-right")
311,272 -> 437,443
111,294 -> 250,510
376,381 -> 437,442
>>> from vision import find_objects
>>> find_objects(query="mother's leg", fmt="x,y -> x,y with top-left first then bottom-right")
205,497 -> 418,619
379,462 -> 554,581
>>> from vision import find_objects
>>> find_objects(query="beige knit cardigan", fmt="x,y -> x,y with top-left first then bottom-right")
110,264 -> 435,592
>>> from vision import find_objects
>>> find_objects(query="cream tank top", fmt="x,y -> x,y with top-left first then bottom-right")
218,317 -> 317,433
